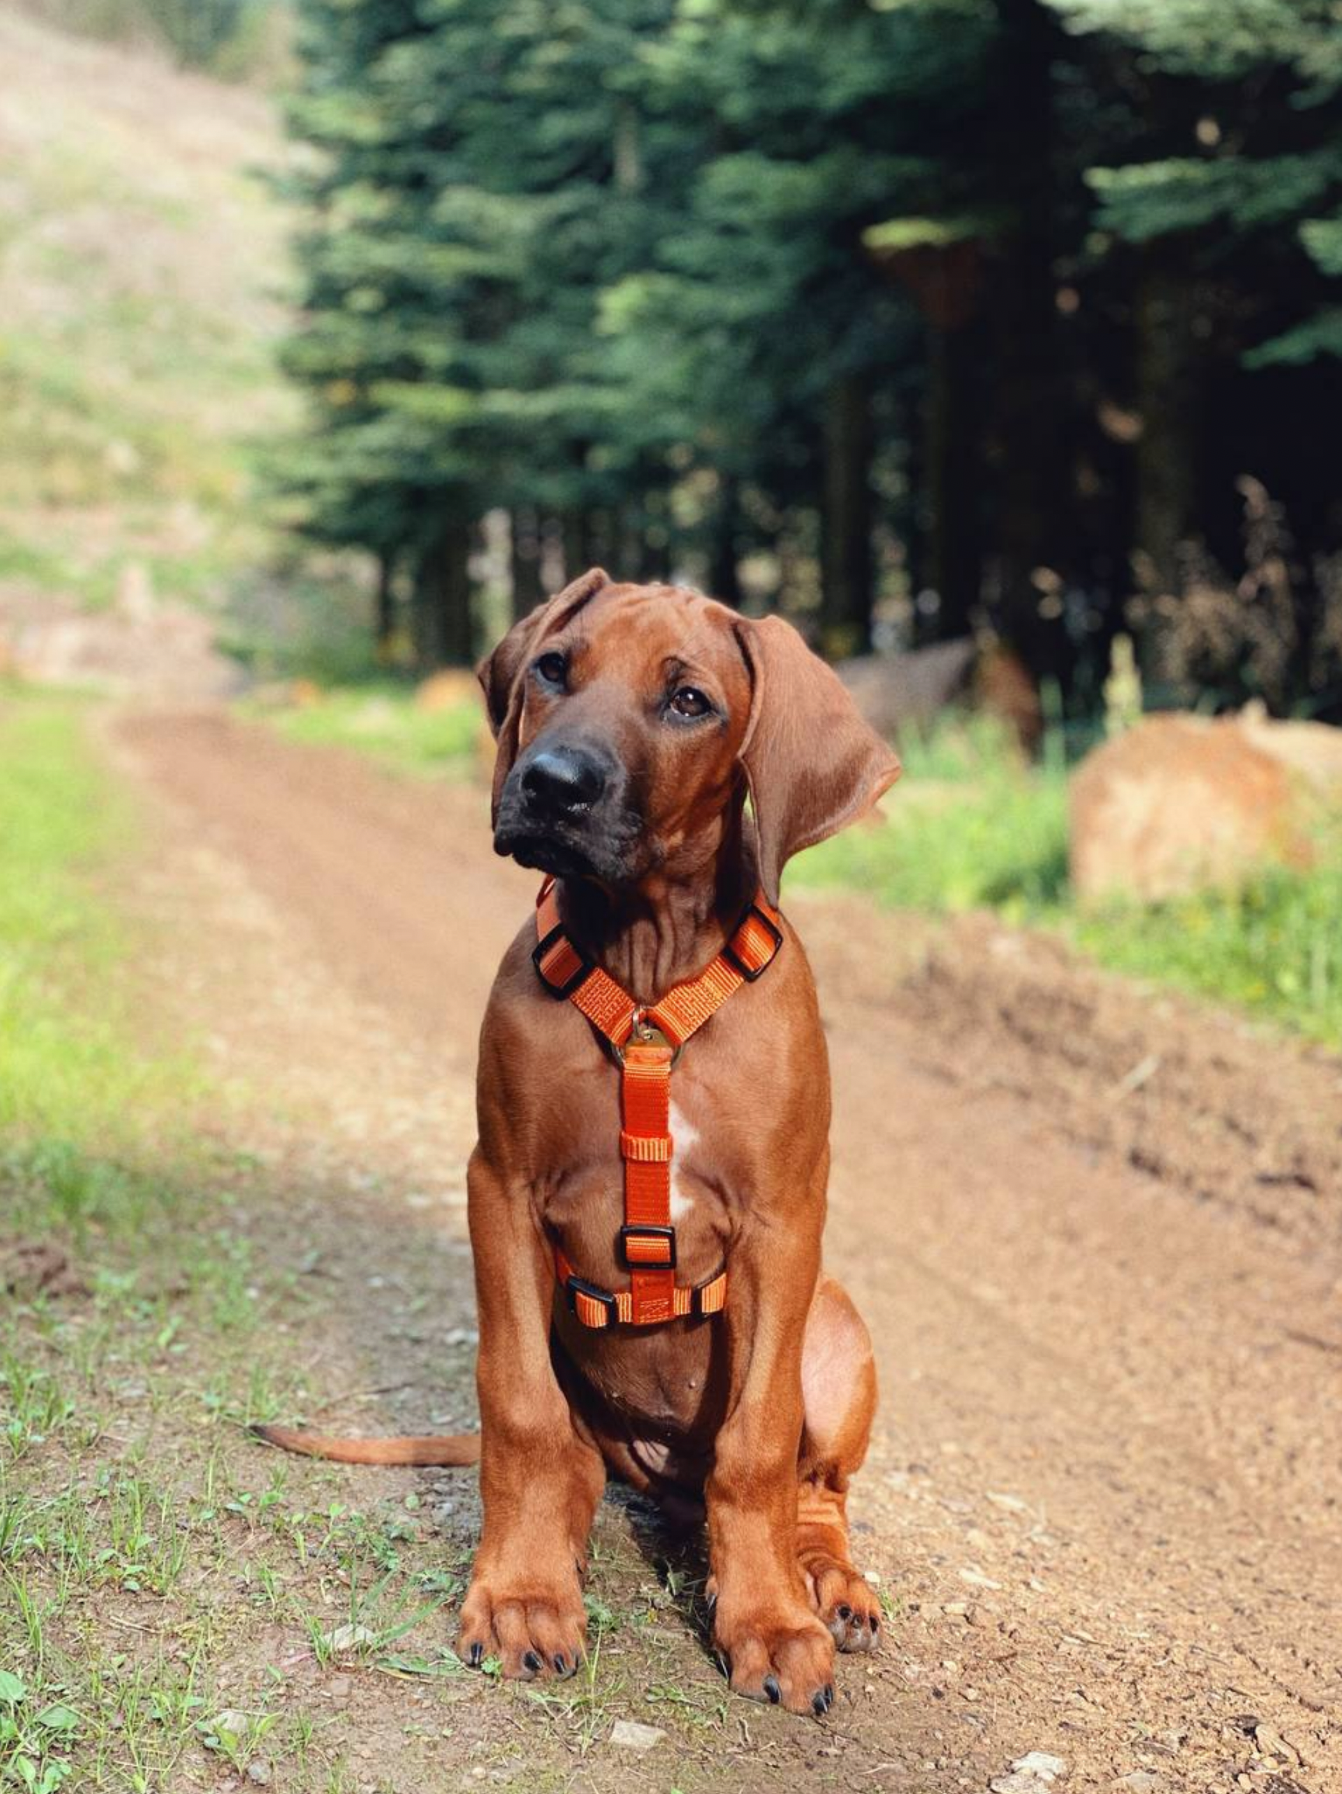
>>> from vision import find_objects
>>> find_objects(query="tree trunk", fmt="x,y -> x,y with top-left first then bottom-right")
510,507 -> 546,622
412,520 -> 474,669
642,489 -> 673,581
923,320 -> 985,642
562,509 -> 596,581
821,373 -> 874,656
707,474 -> 742,607
985,0 -> 1072,688
618,503 -> 648,583
373,550 -> 396,656
1133,259 -> 1199,602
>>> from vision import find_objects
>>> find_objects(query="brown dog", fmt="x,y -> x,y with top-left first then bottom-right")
259,570 -> 900,1715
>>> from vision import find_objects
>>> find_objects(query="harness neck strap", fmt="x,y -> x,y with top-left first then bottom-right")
532,878 -> 783,1327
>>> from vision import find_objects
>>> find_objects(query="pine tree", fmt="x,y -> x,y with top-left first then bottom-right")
275,0 -> 488,665
272,0 -> 1342,711
601,0 -> 991,650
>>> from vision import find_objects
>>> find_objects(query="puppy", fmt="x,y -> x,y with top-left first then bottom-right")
260,570 -> 900,1714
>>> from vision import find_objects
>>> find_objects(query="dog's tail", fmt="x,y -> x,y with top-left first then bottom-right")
251,1424 -> 481,1467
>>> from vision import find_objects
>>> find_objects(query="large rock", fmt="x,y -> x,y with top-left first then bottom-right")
1239,709 -> 1342,787
1069,711 -> 1342,905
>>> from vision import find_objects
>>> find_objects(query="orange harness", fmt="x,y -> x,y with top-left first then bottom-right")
532,878 -> 783,1329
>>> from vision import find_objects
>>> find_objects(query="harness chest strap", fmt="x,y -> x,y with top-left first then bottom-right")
532,879 -> 783,1328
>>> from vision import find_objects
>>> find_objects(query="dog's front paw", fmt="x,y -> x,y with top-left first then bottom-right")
714,1605 -> 836,1716
457,1574 -> 587,1681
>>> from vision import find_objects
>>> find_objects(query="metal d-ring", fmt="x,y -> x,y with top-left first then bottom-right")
610,1007 -> 683,1068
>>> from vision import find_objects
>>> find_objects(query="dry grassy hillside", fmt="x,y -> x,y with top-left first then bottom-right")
0,9 -> 293,609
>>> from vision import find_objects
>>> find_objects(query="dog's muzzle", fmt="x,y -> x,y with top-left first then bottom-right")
494,740 -> 638,880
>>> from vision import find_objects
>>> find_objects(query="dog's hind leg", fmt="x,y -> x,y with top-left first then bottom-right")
796,1275 -> 883,1653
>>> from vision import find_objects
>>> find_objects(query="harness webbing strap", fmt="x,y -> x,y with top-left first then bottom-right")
533,878 -> 783,1328
621,1039 -> 676,1323
553,1248 -> 729,1329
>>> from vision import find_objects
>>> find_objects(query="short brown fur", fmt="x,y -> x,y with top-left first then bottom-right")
256,573 -> 900,1713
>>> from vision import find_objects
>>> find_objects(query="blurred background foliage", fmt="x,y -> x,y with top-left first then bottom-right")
261,0 -> 1342,720
6,0 -> 1342,723
9,0 -> 290,74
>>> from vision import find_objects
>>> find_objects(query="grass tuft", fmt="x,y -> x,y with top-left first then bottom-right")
1073,843 -> 1342,1045
248,682 -> 482,778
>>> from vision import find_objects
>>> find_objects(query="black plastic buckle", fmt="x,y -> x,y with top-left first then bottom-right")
722,902 -> 784,982
565,1275 -> 619,1323
619,1224 -> 677,1270
532,924 -> 595,999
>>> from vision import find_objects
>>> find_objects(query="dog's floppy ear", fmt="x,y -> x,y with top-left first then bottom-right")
735,614 -> 901,905
476,567 -> 609,819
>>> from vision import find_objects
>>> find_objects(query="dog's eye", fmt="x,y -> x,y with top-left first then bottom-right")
668,686 -> 712,720
535,652 -> 567,688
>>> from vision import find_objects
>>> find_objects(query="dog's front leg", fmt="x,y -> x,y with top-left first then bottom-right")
707,1218 -> 836,1716
456,1146 -> 604,1682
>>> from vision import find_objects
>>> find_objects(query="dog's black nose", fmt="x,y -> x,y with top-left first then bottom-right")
521,745 -> 607,815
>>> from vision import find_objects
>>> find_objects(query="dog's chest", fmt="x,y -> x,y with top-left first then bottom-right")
541,1078 -> 738,1287
665,1099 -> 699,1223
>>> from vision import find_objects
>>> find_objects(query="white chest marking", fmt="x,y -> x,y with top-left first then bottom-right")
668,1101 -> 698,1221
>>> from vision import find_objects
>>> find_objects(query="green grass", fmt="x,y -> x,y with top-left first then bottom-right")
1073,852 -> 1342,1044
0,531 -> 85,596
0,694 -> 320,1792
794,715 -> 1072,918
793,713 -> 1342,1050
0,696 -> 397,1792
249,681 -> 482,778
0,698 -> 188,1154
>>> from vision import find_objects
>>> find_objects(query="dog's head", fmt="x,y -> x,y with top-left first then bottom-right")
478,569 -> 900,903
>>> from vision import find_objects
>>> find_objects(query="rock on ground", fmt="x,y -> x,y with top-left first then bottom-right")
608,1720 -> 667,1753
989,1752 -> 1067,1794
1069,710 -> 1342,903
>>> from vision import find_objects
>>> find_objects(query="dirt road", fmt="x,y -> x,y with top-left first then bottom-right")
114,708 -> 1342,1793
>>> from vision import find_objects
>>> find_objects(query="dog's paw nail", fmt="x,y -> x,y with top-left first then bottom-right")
552,1654 -> 567,1676
812,1688 -> 828,1716
523,1650 -> 542,1674
763,1675 -> 781,1704
467,1642 -> 483,1668
824,1683 -> 835,1709
715,1649 -> 730,1678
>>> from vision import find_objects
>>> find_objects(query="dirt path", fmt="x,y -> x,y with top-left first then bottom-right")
112,707 -> 1342,1794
